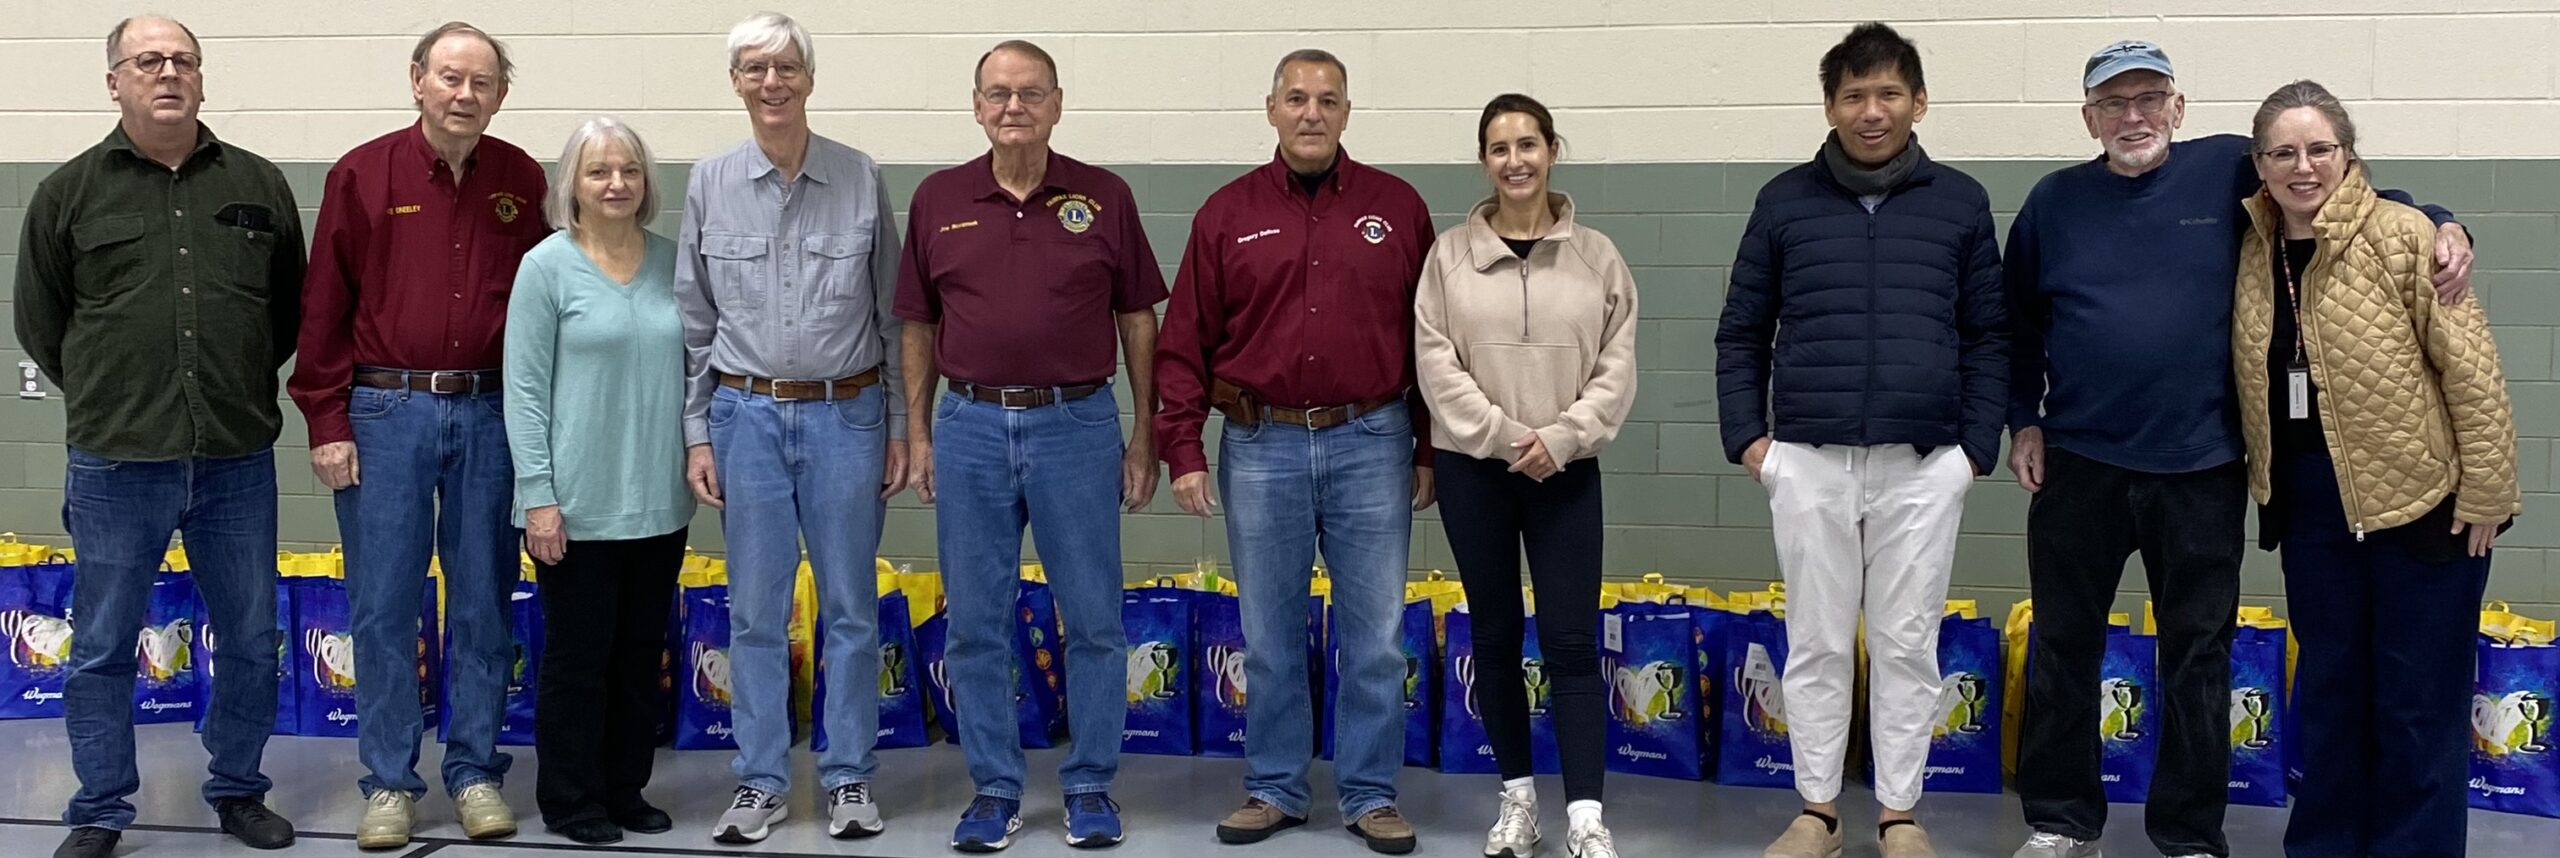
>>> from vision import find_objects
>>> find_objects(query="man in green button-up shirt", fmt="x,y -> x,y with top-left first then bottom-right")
11,15 -> 304,858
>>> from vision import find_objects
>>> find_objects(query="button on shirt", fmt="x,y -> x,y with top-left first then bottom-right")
12,124 -> 305,461
288,124 -> 549,447
894,150 -> 1166,386
1155,152 -> 1437,477
675,134 -> 906,445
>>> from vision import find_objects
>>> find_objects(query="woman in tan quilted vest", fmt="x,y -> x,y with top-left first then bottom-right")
2234,80 -> 2519,858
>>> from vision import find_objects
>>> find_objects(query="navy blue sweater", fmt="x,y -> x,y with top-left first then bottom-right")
2004,134 -> 2453,473
1715,143 -> 2009,474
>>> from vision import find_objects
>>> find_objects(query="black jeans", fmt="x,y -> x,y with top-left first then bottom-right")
531,527 -> 686,828
2278,454 -> 2488,858
1436,451 -> 1606,802
2018,448 -> 2244,857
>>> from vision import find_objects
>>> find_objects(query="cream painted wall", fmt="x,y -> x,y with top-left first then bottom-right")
4,1 -> 2559,163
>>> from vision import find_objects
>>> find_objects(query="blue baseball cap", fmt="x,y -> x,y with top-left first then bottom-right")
2083,40 -> 2174,90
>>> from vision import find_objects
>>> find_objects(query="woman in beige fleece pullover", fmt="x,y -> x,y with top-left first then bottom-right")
1414,93 -> 1637,858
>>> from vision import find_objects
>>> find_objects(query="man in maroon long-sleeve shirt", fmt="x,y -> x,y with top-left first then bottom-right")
1154,49 -> 1435,855
283,23 -> 546,849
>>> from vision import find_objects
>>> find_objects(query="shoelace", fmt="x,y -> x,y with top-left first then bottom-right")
963,795 -> 1013,821
2027,832 -> 2075,848
223,800 -> 282,827
1491,795 -> 1536,843
730,788 -> 772,811
368,792 -> 405,810
1572,825 -> 1618,858
1067,794 -> 1118,816
831,783 -> 871,806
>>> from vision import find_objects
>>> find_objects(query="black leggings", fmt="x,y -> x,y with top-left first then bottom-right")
1436,451 -> 1605,802
531,527 -> 687,828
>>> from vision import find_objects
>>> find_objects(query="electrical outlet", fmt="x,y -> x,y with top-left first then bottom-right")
18,361 -> 46,400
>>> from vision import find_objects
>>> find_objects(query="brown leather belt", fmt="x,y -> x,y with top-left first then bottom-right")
1210,377 -> 1396,430
354,368 -> 501,395
950,380 -> 1105,409
718,367 -> 881,401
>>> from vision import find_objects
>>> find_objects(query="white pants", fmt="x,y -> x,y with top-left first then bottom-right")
1761,441 -> 1974,810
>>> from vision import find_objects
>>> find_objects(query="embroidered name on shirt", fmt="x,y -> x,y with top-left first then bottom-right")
939,219 -> 981,234
386,205 -> 422,216
1236,228 -> 1283,245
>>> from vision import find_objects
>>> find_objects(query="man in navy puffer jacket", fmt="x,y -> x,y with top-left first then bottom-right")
1713,22 -> 2006,858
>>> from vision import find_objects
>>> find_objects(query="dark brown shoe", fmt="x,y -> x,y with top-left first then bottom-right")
1347,806 -> 1417,855
1215,798 -> 1305,844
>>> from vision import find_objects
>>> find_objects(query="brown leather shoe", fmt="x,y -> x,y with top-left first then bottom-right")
1214,798 -> 1304,845
1348,806 -> 1417,855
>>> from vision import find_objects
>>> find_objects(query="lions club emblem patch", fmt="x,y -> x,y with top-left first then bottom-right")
1058,199 -> 1095,234
1354,214 -> 1391,245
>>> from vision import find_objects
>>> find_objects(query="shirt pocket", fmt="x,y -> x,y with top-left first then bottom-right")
700,233 -> 771,311
801,232 -> 874,311
70,214 -> 149,304
204,210 -> 279,302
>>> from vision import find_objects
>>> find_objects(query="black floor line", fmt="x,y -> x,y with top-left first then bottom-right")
0,816 -> 921,857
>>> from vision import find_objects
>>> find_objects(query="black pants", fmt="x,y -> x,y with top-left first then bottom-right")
2278,455 -> 2488,858
1436,451 -> 1606,802
532,527 -> 686,828
2018,448 -> 2244,857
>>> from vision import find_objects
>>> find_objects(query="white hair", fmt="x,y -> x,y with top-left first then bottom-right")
727,12 -> 815,73
545,116 -> 659,233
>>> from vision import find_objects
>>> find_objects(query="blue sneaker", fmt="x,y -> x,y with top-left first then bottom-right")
951,795 -> 1022,853
1064,792 -> 1123,848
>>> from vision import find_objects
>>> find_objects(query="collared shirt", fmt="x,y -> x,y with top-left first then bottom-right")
1154,152 -> 1437,477
13,123 -> 305,462
675,134 -> 905,445
893,150 -> 1166,386
288,123 -> 549,447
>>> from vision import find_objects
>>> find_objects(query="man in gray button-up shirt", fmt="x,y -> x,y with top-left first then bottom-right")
672,12 -> 907,844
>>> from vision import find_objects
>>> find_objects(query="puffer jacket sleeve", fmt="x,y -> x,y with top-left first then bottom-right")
2400,221 -> 2521,524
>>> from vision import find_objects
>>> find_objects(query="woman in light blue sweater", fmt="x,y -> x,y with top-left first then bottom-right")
503,117 -> 694,845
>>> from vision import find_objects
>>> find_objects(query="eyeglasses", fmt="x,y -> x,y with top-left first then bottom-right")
113,51 -> 202,76
2255,141 -> 2345,167
2087,90 -> 2171,119
979,86 -> 1051,106
734,61 -> 806,81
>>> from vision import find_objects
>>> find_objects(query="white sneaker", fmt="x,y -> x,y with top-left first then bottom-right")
1484,791 -> 1539,858
1568,823 -> 1618,858
356,791 -> 413,850
712,786 -> 787,844
452,783 -> 516,840
2011,831 -> 2103,858
827,783 -> 884,838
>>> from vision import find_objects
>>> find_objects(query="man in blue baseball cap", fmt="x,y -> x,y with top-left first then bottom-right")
2003,39 -> 2476,858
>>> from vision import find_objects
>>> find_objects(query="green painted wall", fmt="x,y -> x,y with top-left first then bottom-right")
0,158 -> 2552,617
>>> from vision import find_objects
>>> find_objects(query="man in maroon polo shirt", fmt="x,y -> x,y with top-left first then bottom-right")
285,21 -> 546,849
892,39 -> 1165,851
1156,49 -> 1435,855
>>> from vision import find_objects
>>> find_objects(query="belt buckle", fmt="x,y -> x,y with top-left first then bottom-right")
427,370 -> 473,394
998,387 -> 1040,410
767,379 -> 800,402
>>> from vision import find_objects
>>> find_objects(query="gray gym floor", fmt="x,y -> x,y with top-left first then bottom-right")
0,720 -> 2553,857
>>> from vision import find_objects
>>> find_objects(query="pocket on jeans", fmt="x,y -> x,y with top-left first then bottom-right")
832,388 -> 888,431
65,447 -> 120,472
346,388 -> 396,420
1061,391 -> 1122,428
708,391 -> 742,429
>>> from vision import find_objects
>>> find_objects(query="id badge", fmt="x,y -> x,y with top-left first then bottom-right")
2287,367 -> 2311,419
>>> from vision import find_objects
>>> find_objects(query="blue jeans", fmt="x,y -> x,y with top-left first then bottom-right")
933,386 -> 1128,800
60,447 -> 279,830
707,383 -> 891,793
2278,454 -> 2489,858
333,386 -> 516,799
1220,401 -> 1414,820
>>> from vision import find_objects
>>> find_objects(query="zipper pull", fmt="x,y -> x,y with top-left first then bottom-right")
2353,524 -> 2366,543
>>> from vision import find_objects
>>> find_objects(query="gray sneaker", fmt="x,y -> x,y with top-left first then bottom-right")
827,783 -> 884,839
713,786 -> 787,844
2011,832 -> 2102,858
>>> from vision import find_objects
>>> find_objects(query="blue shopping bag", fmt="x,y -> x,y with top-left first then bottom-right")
2226,624 -> 2288,807
1920,614 -> 2004,794
812,589 -> 930,752
1604,600 -> 1708,780
673,578 -> 737,750
289,576 -> 358,736
1194,588 -> 1249,758
1120,585 -> 1194,756
130,572 -> 200,724
2470,631 -> 2560,818
1014,579 -> 1066,749
918,611 -> 959,746
1440,607 -> 1562,775
1715,609 -> 1794,788
0,557 -> 76,719
2098,627 -> 2162,804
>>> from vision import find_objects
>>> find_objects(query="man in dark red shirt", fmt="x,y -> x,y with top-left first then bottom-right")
892,39 -> 1164,852
1155,50 -> 1435,855
284,22 -> 547,849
